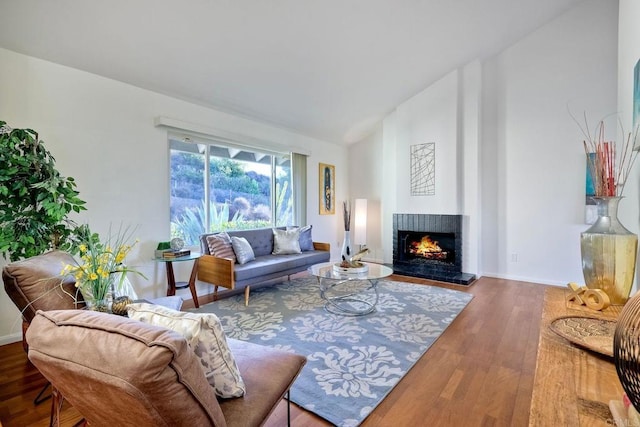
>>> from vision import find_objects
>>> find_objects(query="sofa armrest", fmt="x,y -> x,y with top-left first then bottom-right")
197,254 -> 235,290
313,241 -> 330,252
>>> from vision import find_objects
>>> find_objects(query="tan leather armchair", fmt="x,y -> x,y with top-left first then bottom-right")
26,309 -> 307,427
3,250 -> 82,344
2,250 -> 82,406
2,249 -> 183,409
2,250 -> 184,347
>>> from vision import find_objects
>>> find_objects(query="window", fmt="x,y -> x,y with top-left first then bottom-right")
169,136 -> 293,246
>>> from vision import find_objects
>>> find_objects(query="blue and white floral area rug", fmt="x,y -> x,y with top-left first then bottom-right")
194,277 -> 473,427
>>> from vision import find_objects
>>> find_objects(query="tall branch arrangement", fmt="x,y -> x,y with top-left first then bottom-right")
342,200 -> 351,231
574,113 -> 640,197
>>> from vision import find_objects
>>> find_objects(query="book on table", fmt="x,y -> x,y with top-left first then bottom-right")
162,249 -> 191,259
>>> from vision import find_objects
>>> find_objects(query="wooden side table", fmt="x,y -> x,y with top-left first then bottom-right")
155,253 -> 201,308
529,286 -> 624,426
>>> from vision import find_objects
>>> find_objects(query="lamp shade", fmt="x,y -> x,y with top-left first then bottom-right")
354,199 -> 367,245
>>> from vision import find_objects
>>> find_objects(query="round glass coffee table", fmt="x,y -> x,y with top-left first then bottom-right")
308,262 -> 393,316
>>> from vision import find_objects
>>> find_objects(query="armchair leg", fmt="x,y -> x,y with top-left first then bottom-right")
244,286 -> 250,306
34,381 -> 51,405
49,385 -> 86,427
50,386 -> 63,427
286,390 -> 291,427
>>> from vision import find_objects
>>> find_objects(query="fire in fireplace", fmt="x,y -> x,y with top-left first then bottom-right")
401,230 -> 455,264
392,213 -> 475,285
408,235 -> 448,260
395,223 -> 459,272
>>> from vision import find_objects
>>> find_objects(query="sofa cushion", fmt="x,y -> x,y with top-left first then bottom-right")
231,236 -> 256,265
233,251 -> 330,282
272,228 -> 301,255
26,309 -> 226,426
227,228 -> 274,257
202,227 -> 318,258
206,232 -> 236,262
127,303 -> 245,398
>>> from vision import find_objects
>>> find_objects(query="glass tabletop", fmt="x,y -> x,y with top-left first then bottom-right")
308,262 -> 393,281
154,252 -> 201,262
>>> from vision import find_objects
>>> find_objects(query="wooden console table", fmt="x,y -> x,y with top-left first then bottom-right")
529,286 -> 624,426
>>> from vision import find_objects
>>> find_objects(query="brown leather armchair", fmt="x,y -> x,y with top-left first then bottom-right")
3,250 -> 82,340
26,309 -> 307,427
3,249 -> 189,417
2,250 -> 184,350
2,250 -> 84,405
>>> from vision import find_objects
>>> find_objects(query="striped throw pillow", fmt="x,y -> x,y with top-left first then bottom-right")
206,232 -> 236,262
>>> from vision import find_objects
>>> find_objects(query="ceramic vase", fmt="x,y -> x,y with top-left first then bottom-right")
341,231 -> 352,261
580,196 -> 638,305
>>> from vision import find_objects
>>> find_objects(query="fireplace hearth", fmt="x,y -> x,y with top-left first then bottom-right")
392,213 -> 475,285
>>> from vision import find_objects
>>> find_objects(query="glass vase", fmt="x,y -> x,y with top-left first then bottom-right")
85,298 -> 112,313
580,196 -> 638,305
80,279 -> 114,313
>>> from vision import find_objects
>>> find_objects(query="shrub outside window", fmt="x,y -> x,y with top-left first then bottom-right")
170,138 -> 293,246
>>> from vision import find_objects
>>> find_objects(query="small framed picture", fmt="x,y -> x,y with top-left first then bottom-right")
319,163 -> 335,215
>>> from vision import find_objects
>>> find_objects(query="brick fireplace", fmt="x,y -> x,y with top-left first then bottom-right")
392,213 -> 475,285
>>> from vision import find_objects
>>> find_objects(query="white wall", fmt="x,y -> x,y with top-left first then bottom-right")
617,0 -> 640,292
378,70 -> 463,265
460,61 -> 482,276
617,0 -> 640,233
358,60 -> 483,274
393,71 -> 460,215
483,0 -> 618,284
348,123 -> 384,262
0,48 -> 347,344
618,0 -> 640,144
351,0 -> 618,285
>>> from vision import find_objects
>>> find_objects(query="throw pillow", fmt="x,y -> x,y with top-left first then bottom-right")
127,303 -> 245,398
206,232 -> 236,262
231,236 -> 255,264
298,225 -> 314,251
286,225 -> 314,251
272,228 -> 301,255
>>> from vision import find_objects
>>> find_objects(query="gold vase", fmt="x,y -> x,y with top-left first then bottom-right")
580,196 -> 638,305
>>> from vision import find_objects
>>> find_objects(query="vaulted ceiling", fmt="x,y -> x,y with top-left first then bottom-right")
0,0 -> 587,144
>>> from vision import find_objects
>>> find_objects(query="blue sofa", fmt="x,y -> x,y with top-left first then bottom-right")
198,227 -> 330,305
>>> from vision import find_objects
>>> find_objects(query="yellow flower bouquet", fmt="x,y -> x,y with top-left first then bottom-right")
61,225 -> 146,311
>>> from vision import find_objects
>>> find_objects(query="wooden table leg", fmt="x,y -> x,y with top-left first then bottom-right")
188,258 -> 200,308
165,261 -> 176,296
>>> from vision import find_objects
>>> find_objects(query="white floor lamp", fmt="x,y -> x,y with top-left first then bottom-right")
354,199 -> 367,251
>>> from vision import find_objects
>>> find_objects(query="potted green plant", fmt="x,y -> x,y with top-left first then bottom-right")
0,121 -> 86,262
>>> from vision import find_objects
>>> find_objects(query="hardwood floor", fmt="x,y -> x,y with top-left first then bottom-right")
0,275 -> 546,427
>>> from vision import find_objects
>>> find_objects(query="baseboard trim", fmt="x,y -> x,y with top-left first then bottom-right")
0,331 -> 23,346
481,272 -> 567,287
